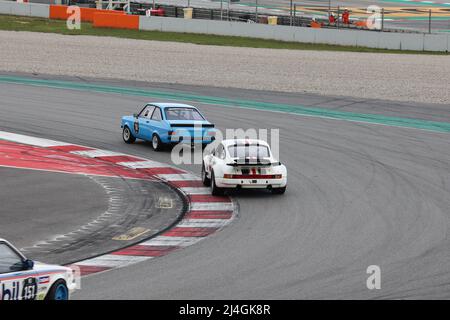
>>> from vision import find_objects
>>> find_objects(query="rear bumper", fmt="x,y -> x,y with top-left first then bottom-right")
215,177 -> 287,189
164,136 -> 215,145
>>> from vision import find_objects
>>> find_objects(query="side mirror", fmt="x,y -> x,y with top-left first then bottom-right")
23,259 -> 34,270
133,113 -> 138,118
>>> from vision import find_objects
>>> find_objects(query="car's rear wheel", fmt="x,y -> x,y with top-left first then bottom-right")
152,134 -> 163,151
211,172 -> 224,196
123,126 -> 136,144
201,162 -> 211,186
45,280 -> 69,301
271,186 -> 286,195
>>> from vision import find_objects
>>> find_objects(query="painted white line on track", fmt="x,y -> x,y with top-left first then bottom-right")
190,202 -> 235,211
178,219 -> 231,228
140,236 -> 202,247
0,131 -> 71,147
157,173 -> 201,181
117,160 -> 171,168
75,254 -> 150,268
179,187 -> 211,195
71,149 -> 125,158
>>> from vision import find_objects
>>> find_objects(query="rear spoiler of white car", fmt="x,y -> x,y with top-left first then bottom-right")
227,158 -> 281,166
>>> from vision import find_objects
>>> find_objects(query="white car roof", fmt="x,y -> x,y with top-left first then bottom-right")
221,139 -> 270,148
149,103 -> 198,109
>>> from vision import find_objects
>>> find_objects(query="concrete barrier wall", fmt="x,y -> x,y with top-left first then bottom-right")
0,1 -> 49,18
139,15 -> 450,52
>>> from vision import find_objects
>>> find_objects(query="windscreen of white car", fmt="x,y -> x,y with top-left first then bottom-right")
0,243 -> 24,273
165,108 -> 205,121
228,145 -> 270,159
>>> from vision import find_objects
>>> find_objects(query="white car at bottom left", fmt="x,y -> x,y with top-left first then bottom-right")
0,238 -> 77,300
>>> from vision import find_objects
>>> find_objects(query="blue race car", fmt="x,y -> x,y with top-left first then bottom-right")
121,103 -> 217,151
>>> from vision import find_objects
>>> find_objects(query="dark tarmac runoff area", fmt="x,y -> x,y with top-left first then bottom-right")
0,167 -> 107,250
0,165 -> 185,265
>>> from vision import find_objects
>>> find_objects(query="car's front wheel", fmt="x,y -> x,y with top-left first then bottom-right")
45,280 -> 69,300
211,172 -> 224,196
123,126 -> 136,144
201,162 -> 211,186
152,134 -> 163,151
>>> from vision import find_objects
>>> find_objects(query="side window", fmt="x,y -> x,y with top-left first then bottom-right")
220,145 -> 226,159
0,243 -> 24,274
140,106 -> 155,118
215,145 -> 225,159
215,145 -> 221,158
151,107 -> 162,121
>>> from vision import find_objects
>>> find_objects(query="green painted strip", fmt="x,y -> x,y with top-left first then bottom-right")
1,75 -> 449,134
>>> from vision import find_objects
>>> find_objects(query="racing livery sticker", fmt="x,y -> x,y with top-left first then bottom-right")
1,277 -> 38,300
21,277 -> 37,300
38,276 -> 50,284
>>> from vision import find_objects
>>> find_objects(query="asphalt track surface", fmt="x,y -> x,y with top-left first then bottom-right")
1,74 -> 450,299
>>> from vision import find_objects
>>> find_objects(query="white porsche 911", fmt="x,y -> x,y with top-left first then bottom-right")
202,139 -> 287,195
0,239 -> 77,300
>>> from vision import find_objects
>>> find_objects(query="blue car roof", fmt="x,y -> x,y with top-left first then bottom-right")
150,103 -> 199,110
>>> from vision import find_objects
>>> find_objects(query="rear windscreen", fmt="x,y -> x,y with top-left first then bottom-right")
228,145 -> 270,158
165,108 -> 205,121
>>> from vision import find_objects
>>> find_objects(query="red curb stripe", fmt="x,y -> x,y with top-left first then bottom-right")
185,211 -> 233,219
95,155 -> 143,163
162,227 -> 218,237
0,141 -> 153,179
189,195 -> 231,203
76,265 -> 111,276
169,180 -> 205,188
47,145 -> 95,152
141,167 -> 185,175
113,245 -> 178,257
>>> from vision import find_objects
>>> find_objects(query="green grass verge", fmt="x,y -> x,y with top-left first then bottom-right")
0,14 -> 448,55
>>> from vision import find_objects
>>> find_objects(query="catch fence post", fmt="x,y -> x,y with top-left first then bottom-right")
290,0 -> 293,26
429,9 -> 432,34
294,4 -> 296,26
337,6 -> 340,29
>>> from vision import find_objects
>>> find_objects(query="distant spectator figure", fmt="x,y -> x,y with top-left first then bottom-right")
310,17 -> 323,29
342,8 -> 350,24
149,5 -> 165,17
329,12 -> 336,24
156,5 -> 165,16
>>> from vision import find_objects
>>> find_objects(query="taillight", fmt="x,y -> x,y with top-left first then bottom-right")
223,174 -> 234,179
